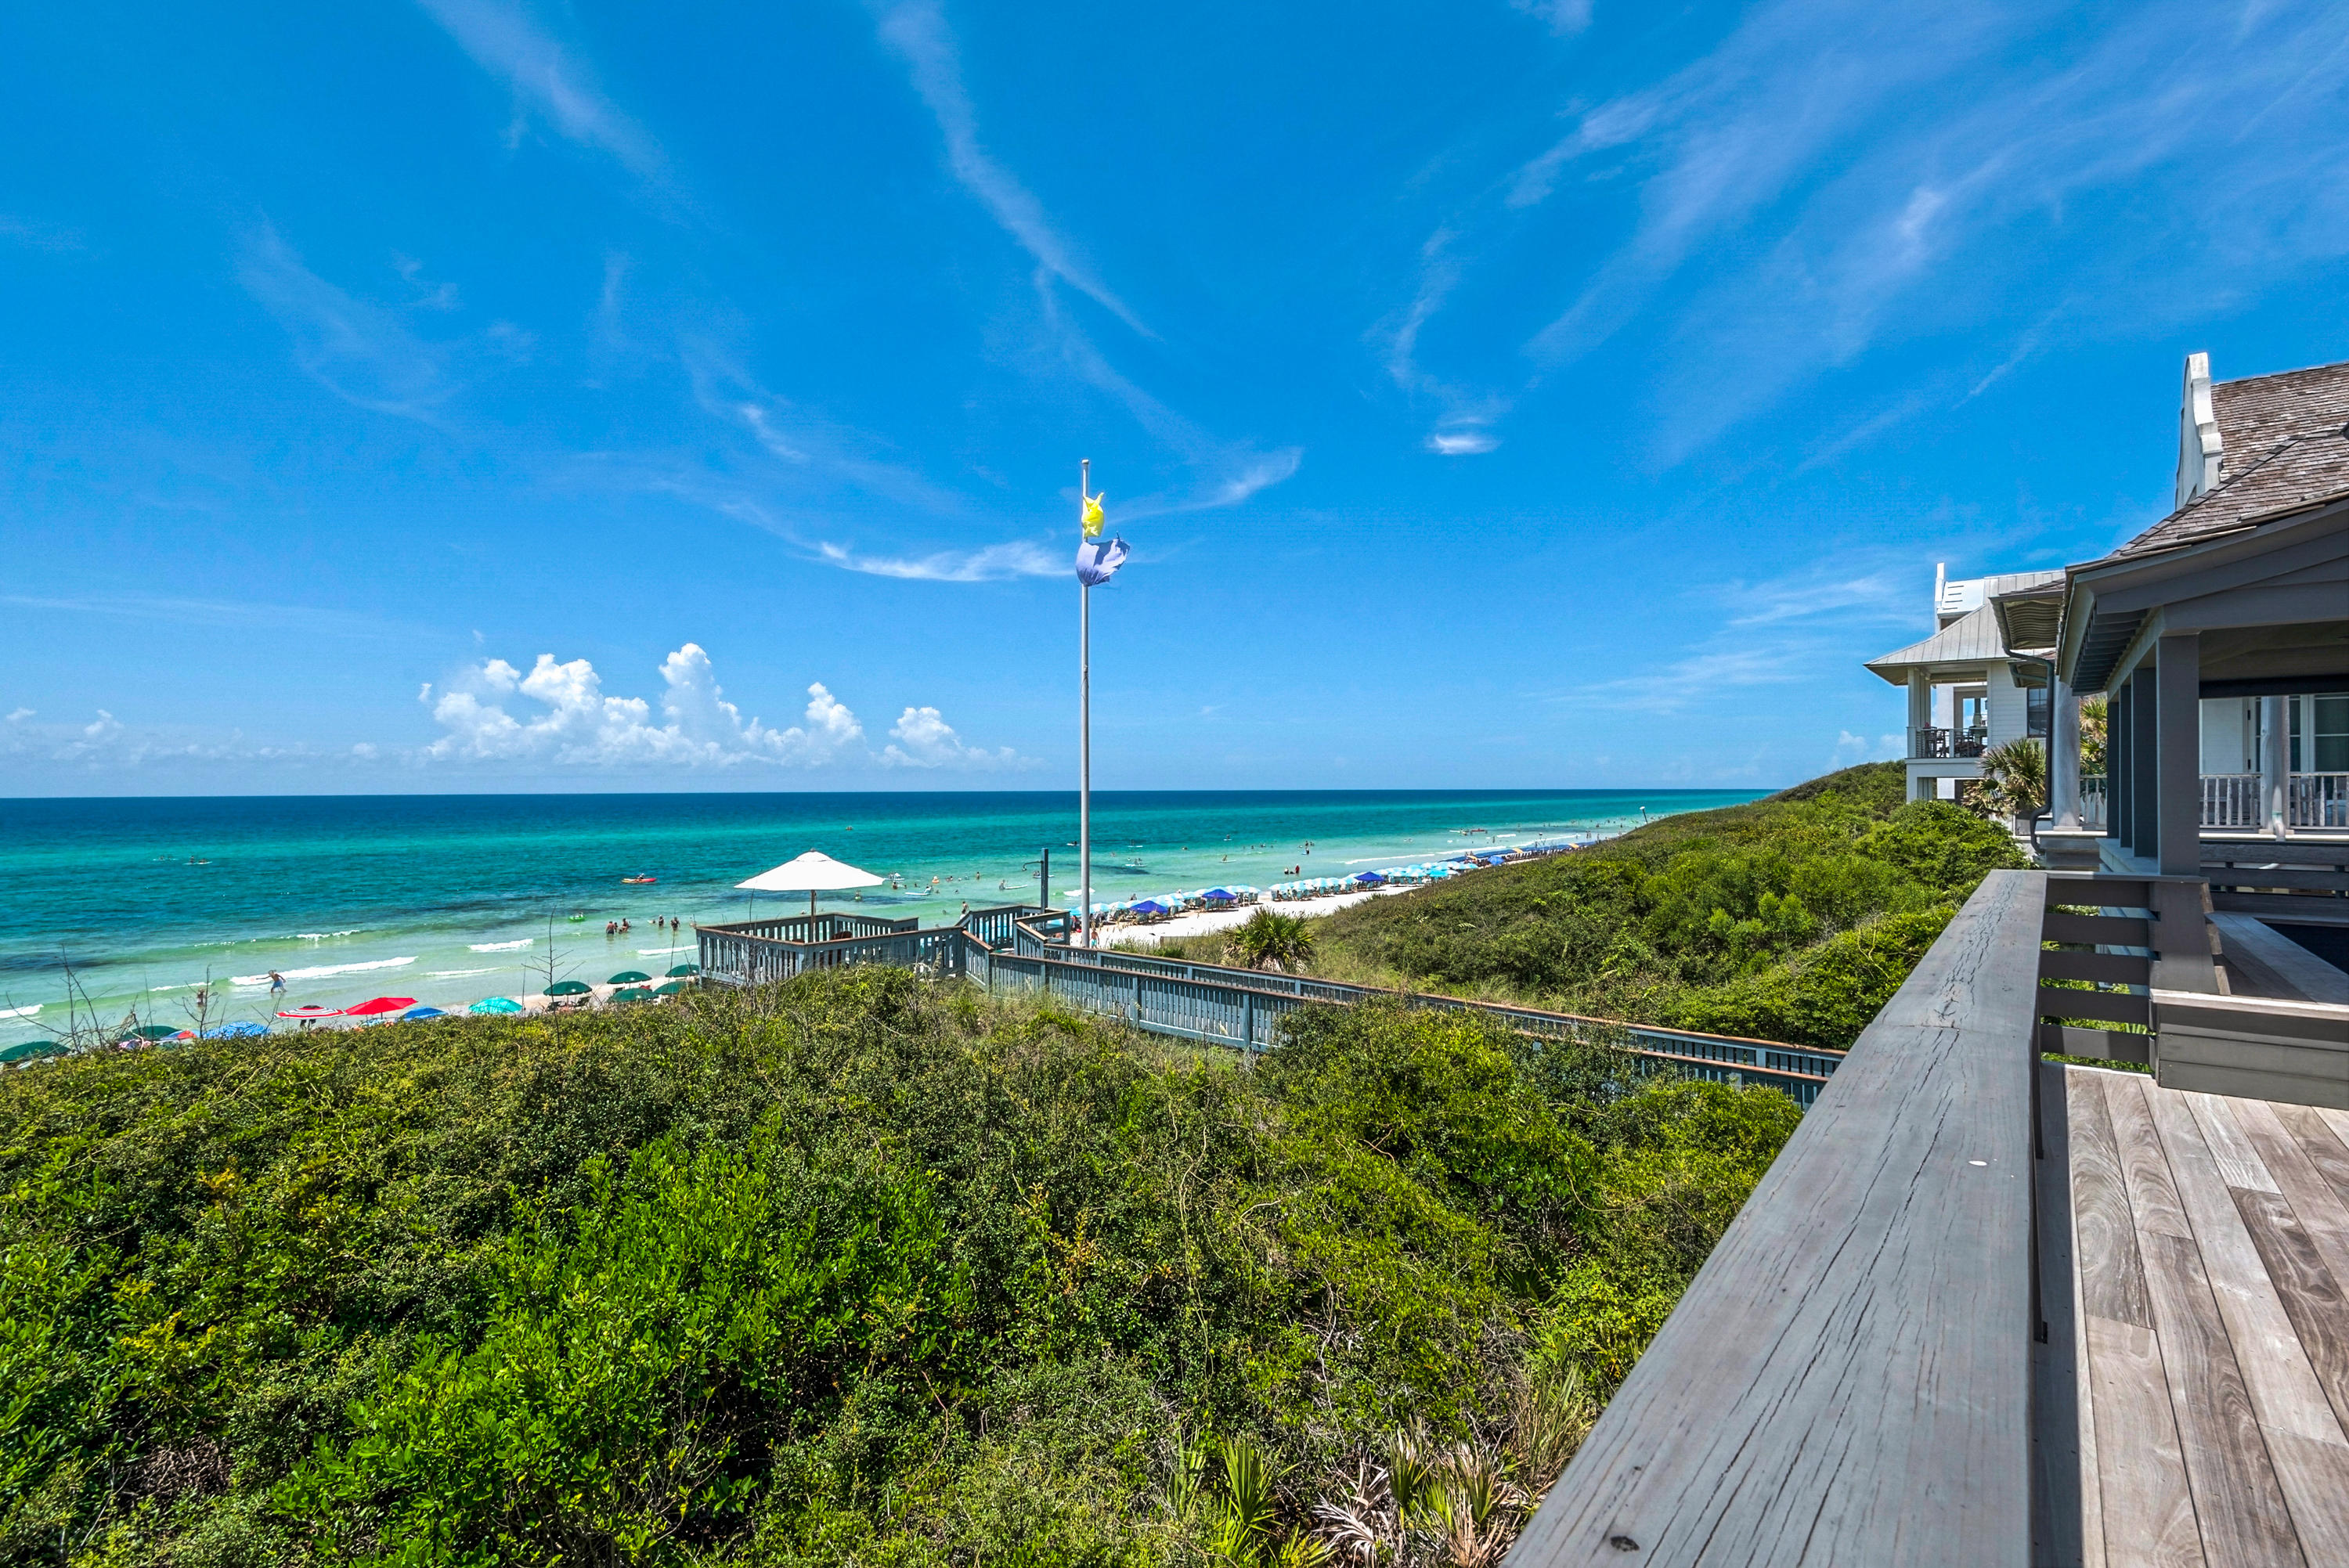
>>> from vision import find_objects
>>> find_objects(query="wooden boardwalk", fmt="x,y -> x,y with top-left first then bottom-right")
2043,1063 -> 2349,1566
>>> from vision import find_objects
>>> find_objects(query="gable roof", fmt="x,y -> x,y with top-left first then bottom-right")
2101,359 -> 2349,564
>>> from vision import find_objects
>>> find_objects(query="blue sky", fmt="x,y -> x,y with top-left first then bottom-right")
3,0 -> 2345,795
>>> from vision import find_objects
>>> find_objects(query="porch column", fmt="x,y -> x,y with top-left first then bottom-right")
1907,671 -> 1930,759
2261,694 -> 2289,839
2051,674 -> 2080,828
2156,633 -> 2201,877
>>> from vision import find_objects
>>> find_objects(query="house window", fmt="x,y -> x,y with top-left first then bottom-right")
2291,694 -> 2349,772
2026,684 -> 2048,737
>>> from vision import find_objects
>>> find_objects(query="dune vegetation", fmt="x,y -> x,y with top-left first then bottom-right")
1157,763 -> 2026,1051
2,968 -> 1800,1566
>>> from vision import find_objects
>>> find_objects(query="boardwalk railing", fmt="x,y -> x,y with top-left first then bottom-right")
1509,867 -> 2050,1566
697,907 -> 1844,1103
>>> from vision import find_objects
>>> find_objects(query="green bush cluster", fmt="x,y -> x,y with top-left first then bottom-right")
0,974 -> 1798,1566
1315,763 -> 2025,1047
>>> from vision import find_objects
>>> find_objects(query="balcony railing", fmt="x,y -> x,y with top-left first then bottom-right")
2201,772 -> 2261,829
2292,770 -> 2349,827
2080,773 -> 2105,829
1912,725 -> 1986,759
2194,771 -> 2349,830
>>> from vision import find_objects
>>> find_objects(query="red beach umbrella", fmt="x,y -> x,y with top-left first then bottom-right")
341,997 -> 417,1017
276,1005 -> 341,1020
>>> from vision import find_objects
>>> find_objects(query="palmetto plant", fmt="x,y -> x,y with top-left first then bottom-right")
1976,737 -> 2048,824
2079,696 -> 2107,777
1312,1421 -> 1534,1567
1232,908 -> 1316,972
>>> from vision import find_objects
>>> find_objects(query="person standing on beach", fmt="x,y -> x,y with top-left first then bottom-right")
269,971 -> 285,997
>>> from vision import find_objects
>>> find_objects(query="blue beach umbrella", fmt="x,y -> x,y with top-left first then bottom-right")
198,1022 -> 268,1039
402,1006 -> 446,1022
469,997 -> 524,1015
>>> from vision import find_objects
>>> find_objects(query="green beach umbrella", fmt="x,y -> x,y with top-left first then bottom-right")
611,986 -> 655,1004
124,1024 -> 180,1040
608,970 -> 651,984
653,981 -> 687,996
545,980 -> 593,997
666,963 -> 700,977
469,997 -> 524,1015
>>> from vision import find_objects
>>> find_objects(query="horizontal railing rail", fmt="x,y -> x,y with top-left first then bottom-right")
1511,869 -> 2047,1565
698,907 -> 1844,1103
699,912 -> 920,945
2035,871 -> 2214,1064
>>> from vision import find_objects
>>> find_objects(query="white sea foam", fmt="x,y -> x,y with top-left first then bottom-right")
470,939 -> 533,952
231,956 -> 415,987
295,931 -> 360,941
428,968 -> 496,979
0,1004 -> 38,1020
637,947 -> 688,956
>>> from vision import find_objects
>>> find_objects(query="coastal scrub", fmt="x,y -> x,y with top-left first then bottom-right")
0,971 -> 1795,1565
1308,762 -> 2026,1047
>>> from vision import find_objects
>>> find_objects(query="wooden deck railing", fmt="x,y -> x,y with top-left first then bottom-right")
695,907 -> 1846,1104
1507,869 -> 2050,1566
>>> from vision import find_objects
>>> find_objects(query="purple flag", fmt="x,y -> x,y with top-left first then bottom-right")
1074,536 -> 1130,586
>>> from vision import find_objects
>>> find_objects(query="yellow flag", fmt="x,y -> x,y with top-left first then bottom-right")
1081,492 -> 1106,537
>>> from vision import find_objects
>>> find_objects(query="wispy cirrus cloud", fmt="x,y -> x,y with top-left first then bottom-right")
1388,0 -> 2349,465
239,225 -> 458,424
868,0 -> 1299,514
814,539 -> 1061,582
870,0 -> 1146,336
1720,563 -> 1912,628
412,0 -> 663,177
1556,647 -> 1799,714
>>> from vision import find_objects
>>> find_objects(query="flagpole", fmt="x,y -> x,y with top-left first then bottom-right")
1078,457 -> 1093,949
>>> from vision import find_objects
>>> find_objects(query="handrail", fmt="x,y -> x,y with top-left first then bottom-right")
695,907 -> 1845,1103
1509,869 -> 2047,1566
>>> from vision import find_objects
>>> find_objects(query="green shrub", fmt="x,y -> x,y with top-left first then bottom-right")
0,972 -> 1801,1565
1312,764 -> 2024,1046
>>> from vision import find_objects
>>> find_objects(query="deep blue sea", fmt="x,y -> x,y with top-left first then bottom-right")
0,789 -> 1763,1043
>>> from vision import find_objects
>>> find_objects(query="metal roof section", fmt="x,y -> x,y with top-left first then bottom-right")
1864,604 -> 2015,683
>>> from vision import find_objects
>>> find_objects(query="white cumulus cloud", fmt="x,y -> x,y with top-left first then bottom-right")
422,643 -> 1021,771
880,705 -> 1019,770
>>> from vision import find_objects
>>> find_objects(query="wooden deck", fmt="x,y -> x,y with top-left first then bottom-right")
2041,1062 -> 2349,1566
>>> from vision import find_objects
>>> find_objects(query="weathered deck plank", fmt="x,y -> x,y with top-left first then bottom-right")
2082,1314 -> 2204,1567
1508,871 -> 2044,1566
2036,1065 -> 2087,1568
2069,1071 -> 2149,1326
2109,1074 -> 2304,1566
2149,1093 -> 2349,1563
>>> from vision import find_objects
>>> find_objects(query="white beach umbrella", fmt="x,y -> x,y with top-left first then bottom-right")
738,851 -> 886,918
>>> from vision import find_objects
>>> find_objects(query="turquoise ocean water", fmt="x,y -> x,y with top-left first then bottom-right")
0,790 -> 1763,1045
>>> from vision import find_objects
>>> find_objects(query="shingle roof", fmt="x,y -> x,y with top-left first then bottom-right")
2102,359 -> 2349,562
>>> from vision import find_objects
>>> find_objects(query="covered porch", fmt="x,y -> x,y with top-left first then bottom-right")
2033,503 -> 2348,922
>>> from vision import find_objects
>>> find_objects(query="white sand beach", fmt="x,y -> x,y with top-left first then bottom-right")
1102,885 -> 1408,947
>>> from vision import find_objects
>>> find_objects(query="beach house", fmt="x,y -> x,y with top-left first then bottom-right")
1510,355 -> 2348,1566
2008,354 -> 2347,904
1864,564 -> 2063,805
